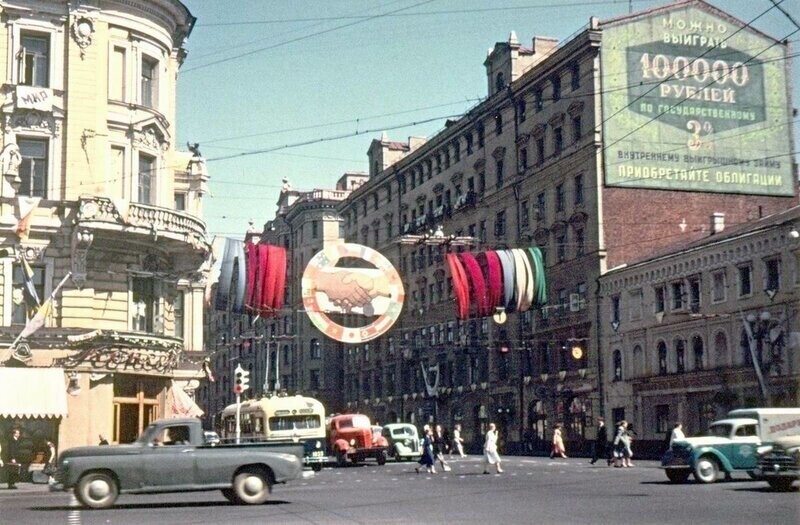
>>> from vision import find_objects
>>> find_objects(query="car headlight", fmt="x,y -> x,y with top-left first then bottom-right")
756,445 -> 773,456
315,440 -> 322,449
350,438 -> 355,446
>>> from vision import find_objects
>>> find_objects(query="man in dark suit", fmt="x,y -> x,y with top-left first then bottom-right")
6,429 -> 22,489
590,417 -> 609,465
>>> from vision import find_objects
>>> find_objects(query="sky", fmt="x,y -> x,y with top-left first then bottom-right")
175,0 -> 800,240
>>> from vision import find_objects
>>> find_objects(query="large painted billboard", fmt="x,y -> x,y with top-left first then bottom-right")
601,4 -> 793,196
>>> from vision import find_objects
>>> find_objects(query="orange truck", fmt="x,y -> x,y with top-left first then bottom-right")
327,414 -> 388,466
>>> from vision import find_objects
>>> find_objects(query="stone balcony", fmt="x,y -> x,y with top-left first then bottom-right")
72,195 -> 210,276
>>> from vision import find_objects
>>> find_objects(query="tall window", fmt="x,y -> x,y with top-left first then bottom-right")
138,154 -> 155,204
536,192 -> 546,220
520,199 -> 530,228
572,115 -> 582,142
671,281 -> 685,310
109,46 -> 127,100
675,339 -> 686,373
574,174 -> 584,205
553,127 -> 563,155
519,147 -> 528,171
764,258 -> 781,292
712,270 -> 726,303
536,137 -> 545,164
310,338 -> 321,359
20,32 -> 49,87
655,405 -> 670,433
131,277 -> 157,333
517,98 -> 526,122
495,210 -> 506,238
174,193 -> 186,211
556,231 -> 567,262
495,159 -> 504,188
693,336 -> 704,370
575,227 -> 585,256
655,285 -> 666,313
556,183 -> 565,212
613,350 -> 622,381
570,62 -> 580,91
140,56 -> 158,108
19,138 -> 48,197
535,88 -> 543,111
173,292 -> 184,339
494,112 -> 503,135
658,342 -> 668,375
551,75 -> 561,101
477,123 -> 485,148
738,264 -> 752,297
12,262 -> 44,324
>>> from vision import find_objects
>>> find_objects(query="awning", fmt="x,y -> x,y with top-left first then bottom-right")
0,367 -> 68,418
165,384 -> 204,419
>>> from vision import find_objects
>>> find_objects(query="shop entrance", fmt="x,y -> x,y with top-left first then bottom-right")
112,377 -> 163,443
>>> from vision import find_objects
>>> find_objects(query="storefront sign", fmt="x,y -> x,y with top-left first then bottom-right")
57,346 -> 179,375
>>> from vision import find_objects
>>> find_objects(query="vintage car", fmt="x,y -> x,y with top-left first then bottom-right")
54,418 -> 307,509
662,408 -> 800,484
754,434 -> 800,491
383,423 -> 421,461
327,414 -> 388,466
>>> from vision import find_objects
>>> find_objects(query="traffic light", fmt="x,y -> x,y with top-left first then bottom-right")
234,365 -> 250,394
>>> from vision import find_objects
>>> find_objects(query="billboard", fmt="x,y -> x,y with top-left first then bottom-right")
601,4 -> 794,196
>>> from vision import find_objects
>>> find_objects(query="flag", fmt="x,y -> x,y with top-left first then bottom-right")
19,298 -> 51,338
15,196 -> 41,241
20,257 -> 41,307
202,357 -> 216,383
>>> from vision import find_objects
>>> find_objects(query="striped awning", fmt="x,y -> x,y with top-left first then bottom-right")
0,367 -> 68,418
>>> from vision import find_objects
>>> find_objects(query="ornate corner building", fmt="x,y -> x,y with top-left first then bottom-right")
0,0 -> 209,453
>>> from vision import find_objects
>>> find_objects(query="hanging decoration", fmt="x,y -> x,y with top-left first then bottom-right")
445,247 -> 547,320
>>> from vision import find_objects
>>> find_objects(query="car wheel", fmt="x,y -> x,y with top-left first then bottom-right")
336,451 -> 347,467
311,463 -> 323,472
221,488 -> 237,503
746,470 -> 760,480
767,478 -> 795,492
665,469 -> 690,484
75,472 -> 119,509
377,451 -> 387,466
233,469 -> 271,505
694,456 -> 720,484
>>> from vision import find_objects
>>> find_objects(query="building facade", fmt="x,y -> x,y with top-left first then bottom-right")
599,207 -> 800,456
0,0 -> 209,464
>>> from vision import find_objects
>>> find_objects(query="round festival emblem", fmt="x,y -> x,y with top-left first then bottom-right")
301,243 -> 404,344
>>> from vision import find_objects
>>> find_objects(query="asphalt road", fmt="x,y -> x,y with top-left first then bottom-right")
2,456 -> 798,525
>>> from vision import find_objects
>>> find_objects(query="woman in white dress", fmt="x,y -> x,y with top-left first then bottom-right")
482,423 -> 503,474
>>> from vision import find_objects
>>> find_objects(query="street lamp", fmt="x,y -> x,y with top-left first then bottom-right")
742,309 -> 785,405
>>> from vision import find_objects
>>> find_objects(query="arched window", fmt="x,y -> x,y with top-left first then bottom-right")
675,339 -> 686,373
740,328 -> 752,365
612,350 -> 622,381
713,331 -> 728,368
632,344 -> 644,377
657,341 -> 668,375
495,72 -> 505,92
692,336 -> 704,370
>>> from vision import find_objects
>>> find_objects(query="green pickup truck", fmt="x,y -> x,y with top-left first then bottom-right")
662,408 -> 800,484
53,418 -> 308,509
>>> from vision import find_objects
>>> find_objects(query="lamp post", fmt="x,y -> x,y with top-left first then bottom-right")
742,309 -> 785,406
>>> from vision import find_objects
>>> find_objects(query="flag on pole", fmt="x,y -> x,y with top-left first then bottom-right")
18,272 -> 71,339
20,257 -> 41,307
15,196 -> 41,241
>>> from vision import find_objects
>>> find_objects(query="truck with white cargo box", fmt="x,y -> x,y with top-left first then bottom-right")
661,408 -> 800,484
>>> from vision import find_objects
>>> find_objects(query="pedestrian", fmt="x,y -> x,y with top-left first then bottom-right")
5,428 -> 22,489
44,441 -> 57,484
550,423 -> 567,459
98,434 -> 109,445
433,424 -> 452,471
613,420 -> 632,468
415,425 -> 436,474
590,417 -> 609,465
625,425 -> 636,467
482,422 -> 503,474
452,423 -> 466,458
669,422 -> 685,448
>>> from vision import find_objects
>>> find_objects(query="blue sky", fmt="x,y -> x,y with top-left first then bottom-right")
176,0 -> 800,239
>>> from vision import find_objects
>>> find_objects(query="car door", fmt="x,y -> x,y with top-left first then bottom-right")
730,423 -> 760,469
142,424 -> 197,488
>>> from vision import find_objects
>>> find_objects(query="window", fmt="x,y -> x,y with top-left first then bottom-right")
551,75 -> 561,102
655,285 -> 666,313
495,159 -> 504,188
693,336 -> 704,370
629,289 -> 642,321
613,350 -> 622,381
572,115 -> 582,142
712,270 -> 726,303
557,231 -> 567,262
553,127 -> 563,155
570,62 -> 580,91
109,46 -> 126,101
173,292 -> 184,339
18,138 -> 48,198
611,295 -> 620,323
519,147 -> 528,171
465,133 -> 473,155
494,112 -> 503,135
738,264 -> 752,297
138,154 -> 155,204
131,277 -> 157,333
574,174 -> 584,205
556,183 -> 565,212
611,407 -> 626,427
495,210 -> 506,238
535,88 -> 543,111
536,192 -> 546,220
11,262 -> 44,324
309,369 -> 320,390
479,220 -> 487,243
765,258 -> 781,292
20,32 -> 50,87
655,405 -> 670,434
174,193 -> 186,211
495,72 -> 505,92
518,98 -> 526,122
520,200 -> 530,229
478,172 -> 486,195
658,342 -> 668,375
675,339 -> 686,373
536,137 -> 545,164
688,276 -> 701,311
311,220 -> 319,239
477,123 -> 485,148
140,56 -> 158,108
671,281 -> 685,310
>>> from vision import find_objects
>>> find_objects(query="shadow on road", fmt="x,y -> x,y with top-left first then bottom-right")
29,500 -> 291,511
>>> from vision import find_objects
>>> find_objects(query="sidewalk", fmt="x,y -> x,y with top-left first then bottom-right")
0,482 -> 56,494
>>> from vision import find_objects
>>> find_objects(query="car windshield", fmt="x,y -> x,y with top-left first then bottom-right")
392,427 -> 414,437
339,415 -> 371,429
707,423 -> 732,438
